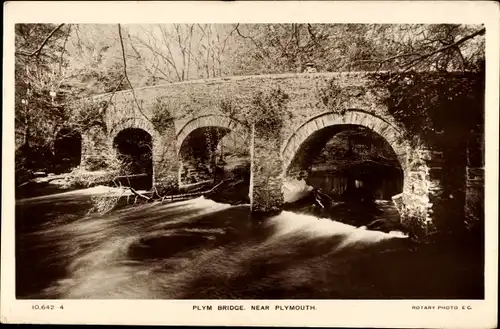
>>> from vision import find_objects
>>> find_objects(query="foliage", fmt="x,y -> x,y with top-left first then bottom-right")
247,87 -> 291,131
150,98 -> 174,133
15,24 -> 72,161
366,71 -> 484,239
368,71 -> 484,149
154,179 -> 179,196
67,167 -> 118,188
84,156 -> 111,172
88,193 -> 121,215
229,24 -> 484,74
68,98 -> 108,133
218,98 -> 240,119
64,24 -> 134,94
316,77 -> 349,115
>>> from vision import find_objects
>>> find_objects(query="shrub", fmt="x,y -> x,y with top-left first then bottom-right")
316,77 -> 349,115
151,98 -> 174,134
88,193 -> 121,215
249,87 -> 290,131
66,167 -> 118,188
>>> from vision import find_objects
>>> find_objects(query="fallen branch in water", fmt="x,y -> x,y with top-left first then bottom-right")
112,173 -> 148,188
227,178 -> 245,188
16,174 -> 62,188
315,189 -> 333,201
113,178 -> 227,204
17,180 -> 35,188
179,179 -> 213,192
315,195 -> 325,209
129,186 -> 152,201
157,180 -> 226,202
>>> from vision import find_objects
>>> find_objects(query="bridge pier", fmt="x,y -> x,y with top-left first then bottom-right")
399,150 -> 446,237
464,128 -> 484,230
151,124 -> 179,190
249,123 -> 284,214
80,127 -> 112,170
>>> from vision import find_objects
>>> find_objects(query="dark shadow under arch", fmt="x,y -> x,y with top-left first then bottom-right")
287,124 -> 404,201
53,128 -> 82,173
178,126 -> 251,204
113,128 -> 153,190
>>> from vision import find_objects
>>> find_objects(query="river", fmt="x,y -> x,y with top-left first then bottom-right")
15,186 -> 483,299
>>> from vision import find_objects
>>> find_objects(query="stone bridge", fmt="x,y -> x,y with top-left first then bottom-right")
76,72 -> 483,237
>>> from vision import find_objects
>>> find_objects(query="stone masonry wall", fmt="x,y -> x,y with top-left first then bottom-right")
90,72 -> 399,193
249,123 -> 284,213
402,149 -> 445,238
86,72 -> 482,238
465,128 -> 485,230
93,72 -> 395,149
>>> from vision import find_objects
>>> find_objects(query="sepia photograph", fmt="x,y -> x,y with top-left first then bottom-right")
2,1 -> 498,327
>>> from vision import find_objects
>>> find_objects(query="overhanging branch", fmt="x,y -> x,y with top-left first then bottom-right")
400,27 -> 485,69
117,24 -> 155,126
357,27 -> 485,71
16,24 -> 65,57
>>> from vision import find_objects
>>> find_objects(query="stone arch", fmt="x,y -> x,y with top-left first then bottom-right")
109,116 -> 158,142
282,110 -> 409,173
176,115 -> 250,154
175,115 -> 251,186
107,117 -> 159,189
112,127 -> 154,190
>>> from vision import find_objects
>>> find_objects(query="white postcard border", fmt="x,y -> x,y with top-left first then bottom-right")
2,1 -> 498,327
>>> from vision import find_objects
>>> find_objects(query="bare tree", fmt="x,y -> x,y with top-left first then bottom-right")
129,24 -> 235,81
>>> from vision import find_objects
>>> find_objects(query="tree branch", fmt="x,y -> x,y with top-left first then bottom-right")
100,75 -> 126,115
133,35 -> 178,74
306,23 -> 321,47
16,24 -> 65,57
117,24 -> 154,126
400,27 -> 485,70
58,25 -> 72,75
235,24 -> 262,50
357,27 -> 485,71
